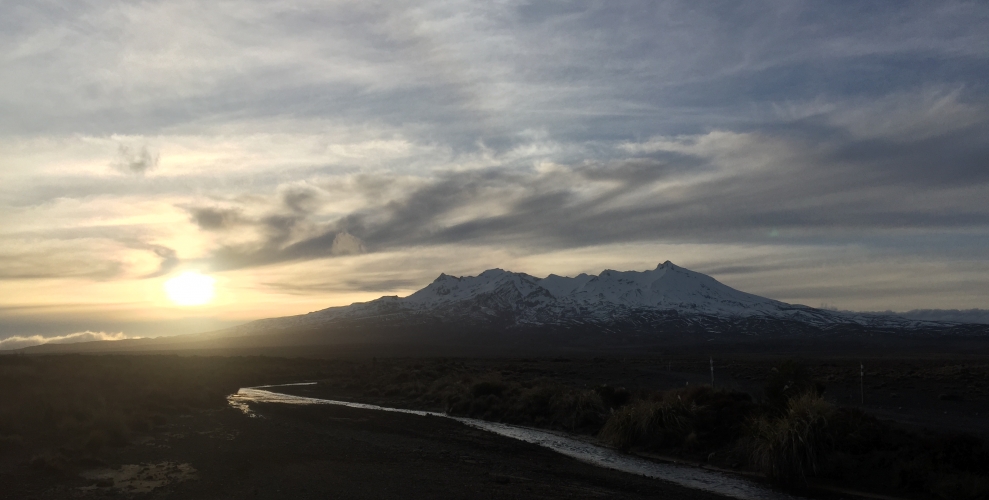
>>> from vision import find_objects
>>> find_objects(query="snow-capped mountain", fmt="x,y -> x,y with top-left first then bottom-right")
224,261 -> 967,338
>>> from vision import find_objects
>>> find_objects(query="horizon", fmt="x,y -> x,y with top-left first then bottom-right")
4,261 -> 988,351
3,2 -> 989,349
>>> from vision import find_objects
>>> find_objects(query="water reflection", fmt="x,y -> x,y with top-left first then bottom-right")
228,386 -> 805,500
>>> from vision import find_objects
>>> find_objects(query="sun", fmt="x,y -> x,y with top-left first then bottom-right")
164,271 -> 216,306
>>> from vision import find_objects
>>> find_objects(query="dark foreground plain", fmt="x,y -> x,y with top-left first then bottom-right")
6,401 -> 737,499
1,354 -> 987,499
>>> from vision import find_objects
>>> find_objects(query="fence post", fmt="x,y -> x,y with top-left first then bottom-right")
860,362 -> 865,405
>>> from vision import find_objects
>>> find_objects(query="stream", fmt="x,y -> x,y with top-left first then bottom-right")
228,384 -> 808,500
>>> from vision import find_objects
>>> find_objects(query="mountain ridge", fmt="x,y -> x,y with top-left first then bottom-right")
220,261 -> 966,339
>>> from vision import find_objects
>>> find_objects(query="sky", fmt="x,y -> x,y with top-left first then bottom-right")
2,1 -> 989,348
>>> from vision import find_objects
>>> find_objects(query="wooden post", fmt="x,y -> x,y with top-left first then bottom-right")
860,362 -> 865,405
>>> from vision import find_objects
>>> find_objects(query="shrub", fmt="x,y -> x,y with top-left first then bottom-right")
552,389 -> 606,432
599,395 -> 697,451
674,386 -> 756,449
764,360 -> 824,410
470,380 -> 507,398
593,385 -> 631,410
747,393 -> 835,485
826,407 -> 989,499
928,471 -> 989,500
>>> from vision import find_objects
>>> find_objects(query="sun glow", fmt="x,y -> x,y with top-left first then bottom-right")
164,272 -> 216,306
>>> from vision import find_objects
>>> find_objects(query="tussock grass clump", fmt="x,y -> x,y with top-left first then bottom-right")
598,386 -> 755,453
927,471 -> 989,500
747,393 -> 835,484
827,407 -> 989,499
444,377 -> 609,432
599,393 -> 697,451
552,389 -> 607,432
470,380 -> 507,398
763,360 -> 825,411
594,384 -> 631,409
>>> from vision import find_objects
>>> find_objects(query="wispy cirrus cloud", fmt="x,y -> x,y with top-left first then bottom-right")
180,92 -> 989,272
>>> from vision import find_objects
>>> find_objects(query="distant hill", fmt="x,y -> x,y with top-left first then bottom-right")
877,309 -> 989,325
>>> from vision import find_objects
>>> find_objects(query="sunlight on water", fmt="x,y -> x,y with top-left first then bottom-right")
228,386 -> 805,500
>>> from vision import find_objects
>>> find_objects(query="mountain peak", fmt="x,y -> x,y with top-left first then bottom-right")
479,268 -> 510,277
354,262 -> 851,327
226,261 -> 975,341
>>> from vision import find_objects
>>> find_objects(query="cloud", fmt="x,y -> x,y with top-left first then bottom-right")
0,239 -> 126,280
0,331 -> 137,350
191,109 -> 989,272
111,145 -> 159,174
330,231 -> 366,256
279,184 -> 325,214
4,1 -> 985,142
262,277 -> 417,295
0,234 -> 180,281
140,245 -> 179,279
189,206 -> 244,230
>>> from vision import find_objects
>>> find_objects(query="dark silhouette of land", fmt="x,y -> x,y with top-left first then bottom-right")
2,353 -> 987,499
